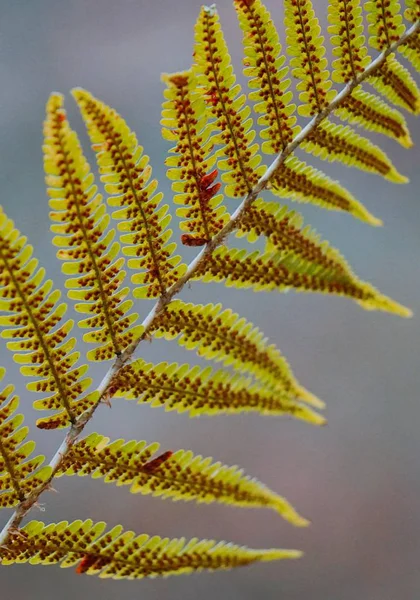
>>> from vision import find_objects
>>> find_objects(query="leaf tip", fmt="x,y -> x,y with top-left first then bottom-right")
396,305 -> 413,319
271,495 -> 310,527
71,87 -> 90,104
47,91 -> 64,107
281,510 -> 311,528
368,215 -> 383,227
161,71 -> 191,87
260,548 -> 303,562
386,168 -> 409,184
359,295 -> 413,318
296,386 -> 326,410
203,3 -> 217,16
353,204 -> 382,227
382,298 -> 413,318
399,134 -> 413,149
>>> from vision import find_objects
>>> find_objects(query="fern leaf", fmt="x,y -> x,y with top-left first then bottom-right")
301,119 -> 407,183
0,367 -> 51,507
328,0 -> 371,83
334,87 -> 412,147
193,5 -> 264,197
194,244 -> 411,317
399,0 -> 420,70
271,155 -> 381,224
398,31 -> 420,71
233,1 -> 384,222
366,0 -> 406,51
327,0 -> 414,144
72,89 -> 186,299
57,432 -> 309,525
43,93 -> 141,362
0,209 -> 98,429
404,0 -> 420,20
161,71 -> 229,245
369,53 -> 420,113
112,358 -> 325,422
363,0 -> 420,113
234,0 -> 297,153
284,0 -> 336,116
0,519 -> 301,578
238,198 -> 363,271
149,300 -> 323,408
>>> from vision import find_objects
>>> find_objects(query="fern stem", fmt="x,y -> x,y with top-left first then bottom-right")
0,17 -> 418,547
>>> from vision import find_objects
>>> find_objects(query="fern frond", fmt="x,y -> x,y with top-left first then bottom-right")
404,0 -> 420,21
284,0 -> 336,116
0,367 -> 51,507
363,0 -> 420,113
334,87 -> 412,147
149,300 -> 323,407
238,199 -> 363,269
43,94 -> 141,362
399,0 -> 420,69
271,155 -> 381,224
233,0 -> 383,221
112,358 -> 325,422
328,0 -> 371,83
369,52 -> 420,113
398,31 -> 420,71
0,519 -> 301,578
234,0 -> 297,153
302,119 -> 407,182
194,244 -> 411,317
57,432 -> 308,525
0,210 -> 98,429
325,0 -> 414,144
193,5 -> 264,197
366,0 -> 406,51
161,71 -> 229,245
72,89 -> 186,299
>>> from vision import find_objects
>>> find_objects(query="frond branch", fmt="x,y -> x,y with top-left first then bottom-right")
55,432 -> 309,524
0,17 -> 418,547
0,520 -> 301,578
0,234 -> 75,423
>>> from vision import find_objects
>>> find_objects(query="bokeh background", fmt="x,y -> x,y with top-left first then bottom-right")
1,0 -> 419,598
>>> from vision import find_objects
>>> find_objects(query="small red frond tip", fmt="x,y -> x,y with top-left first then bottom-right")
181,234 -> 208,247
143,451 -> 174,473
76,555 -> 97,575
201,182 -> 222,202
199,169 -> 219,190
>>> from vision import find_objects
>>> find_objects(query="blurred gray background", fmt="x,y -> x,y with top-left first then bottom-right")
1,0 -> 419,598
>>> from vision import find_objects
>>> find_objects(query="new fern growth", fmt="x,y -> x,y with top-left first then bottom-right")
0,0 -> 419,584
